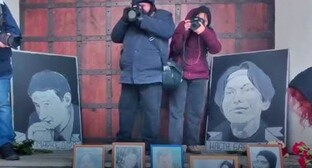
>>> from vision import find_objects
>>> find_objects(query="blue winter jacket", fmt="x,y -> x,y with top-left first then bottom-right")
111,9 -> 175,84
0,3 -> 21,76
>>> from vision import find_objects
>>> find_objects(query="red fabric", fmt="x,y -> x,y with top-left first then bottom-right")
288,88 -> 312,126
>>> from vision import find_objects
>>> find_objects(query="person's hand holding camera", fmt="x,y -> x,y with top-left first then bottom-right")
193,22 -> 205,35
121,7 -> 132,23
189,17 -> 206,34
184,19 -> 191,31
0,41 -> 7,48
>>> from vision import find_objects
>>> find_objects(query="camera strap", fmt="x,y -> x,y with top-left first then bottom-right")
146,33 -> 167,66
182,36 -> 201,66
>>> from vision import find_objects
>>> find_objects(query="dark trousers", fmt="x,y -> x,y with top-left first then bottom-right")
168,79 -> 208,145
117,83 -> 162,146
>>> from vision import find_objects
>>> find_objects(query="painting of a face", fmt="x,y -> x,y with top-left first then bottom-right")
123,152 -> 138,168
159,153 -> 173,168
79,154 -> 96,168
253,155 -> 270,168
222,69 -> 269,124
30,89 -> 70,129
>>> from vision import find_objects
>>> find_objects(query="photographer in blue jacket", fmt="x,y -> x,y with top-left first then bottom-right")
111,0 -> 175,152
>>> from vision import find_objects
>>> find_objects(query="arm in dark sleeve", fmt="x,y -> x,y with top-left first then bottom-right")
2,3 -> 21,36
199,27 -> 222,54
111,19 -> 130,43
139,10 -> 175,40
170,21 -> 189,55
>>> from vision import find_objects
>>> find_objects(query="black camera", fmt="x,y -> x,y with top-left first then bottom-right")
190,17 -> 205,31
0,33 -> 22,48
127,5 -> 142,22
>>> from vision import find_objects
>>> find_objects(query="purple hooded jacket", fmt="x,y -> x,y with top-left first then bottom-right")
170,6 -> 221,80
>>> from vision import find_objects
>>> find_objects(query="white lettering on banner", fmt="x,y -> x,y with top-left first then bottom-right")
205,141 -> 258,152
33,141 -> 81,150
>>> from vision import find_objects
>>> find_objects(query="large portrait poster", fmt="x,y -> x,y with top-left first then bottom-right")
12,50 -> 82,150
206,49 -> 289,152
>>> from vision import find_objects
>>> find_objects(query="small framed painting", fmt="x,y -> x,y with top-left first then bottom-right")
189,155 -> 239,168
73,145 -> 105,168
150,144 -> 184,168
112,142 -> 145,168
247,144 -> 283,168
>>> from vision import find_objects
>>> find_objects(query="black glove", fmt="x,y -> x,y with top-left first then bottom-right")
121,7 -> 131,22
134,15 -> 143,27
134,9 -> 145,27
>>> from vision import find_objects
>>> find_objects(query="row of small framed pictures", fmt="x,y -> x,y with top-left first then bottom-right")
73,143 -> 284,168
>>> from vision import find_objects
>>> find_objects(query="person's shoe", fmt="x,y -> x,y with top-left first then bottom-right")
0,143 -> 20,160
186,145 -> 202,154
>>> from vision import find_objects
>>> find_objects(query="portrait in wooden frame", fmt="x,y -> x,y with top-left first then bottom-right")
112,142 -> 145,168
150,144 -> 184,168
73,144 -> 105,168
189,155 -> 239,168
247,144 -> 284,168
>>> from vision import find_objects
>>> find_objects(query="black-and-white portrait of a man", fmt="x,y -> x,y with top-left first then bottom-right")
12,51 -> 81,150
206,49 -> 288,151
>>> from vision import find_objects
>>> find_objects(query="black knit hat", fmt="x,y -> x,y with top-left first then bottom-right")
132,0 -> 155,5
191,5 -> 212,27
289,67 -> 312,104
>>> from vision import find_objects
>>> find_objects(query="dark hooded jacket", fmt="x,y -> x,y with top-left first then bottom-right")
0,3 -> 21,76
111,1 -> 175,84
170,6 -> 221,80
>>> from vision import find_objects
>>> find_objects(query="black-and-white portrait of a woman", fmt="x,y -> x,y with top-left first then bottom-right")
206,49 -> 288,151
247,144 -> 283,168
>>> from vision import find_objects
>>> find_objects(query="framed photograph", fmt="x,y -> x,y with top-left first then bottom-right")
151,144 -> 184,168
206,49 -> 289,152
189,155 -> 239,168
112,142 -> 145,168
73,145 -> 105,168
247,144 -> 284,168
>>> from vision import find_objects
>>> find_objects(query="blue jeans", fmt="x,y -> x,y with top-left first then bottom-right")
117,83 -> 162,146
0,74 -> 14,147
168,79 -> 208,145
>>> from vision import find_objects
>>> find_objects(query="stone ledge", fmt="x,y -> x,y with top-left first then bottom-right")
0,150 -> 310,168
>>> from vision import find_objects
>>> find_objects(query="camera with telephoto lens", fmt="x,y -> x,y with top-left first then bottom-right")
190,17 -> 205,31
0,33 -> 22,48
127,5 -> 142,22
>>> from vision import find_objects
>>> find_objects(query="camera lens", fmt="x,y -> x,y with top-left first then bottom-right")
127,9 -> 137,22
190,22 -> 200,31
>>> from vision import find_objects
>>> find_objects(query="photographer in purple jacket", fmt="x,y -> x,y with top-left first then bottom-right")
168,5 -> 221,154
